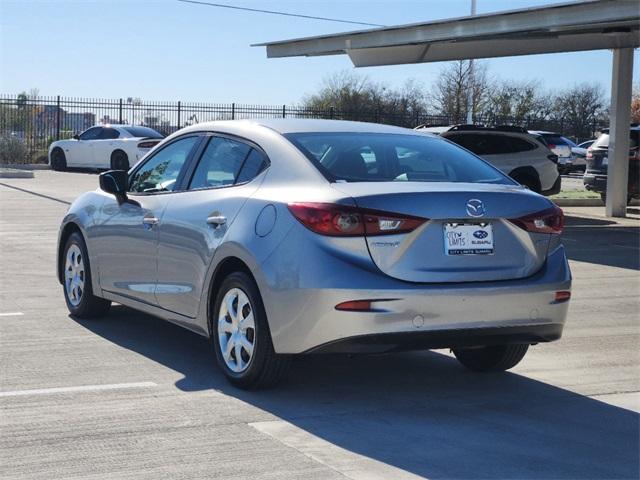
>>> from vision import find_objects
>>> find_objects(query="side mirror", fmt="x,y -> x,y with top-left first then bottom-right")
99,170 -> 128,203
73,134 -> 80,140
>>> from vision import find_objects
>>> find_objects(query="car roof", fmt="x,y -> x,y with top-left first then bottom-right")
180,118 -> 419,135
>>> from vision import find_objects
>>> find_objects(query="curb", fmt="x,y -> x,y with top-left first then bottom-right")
0,169 -> 35,179
552,198 -> 604,207
0,163 -> 50,170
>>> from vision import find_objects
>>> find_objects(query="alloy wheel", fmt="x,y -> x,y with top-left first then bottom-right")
218,288 -> 256,373
64,244 -> 85,306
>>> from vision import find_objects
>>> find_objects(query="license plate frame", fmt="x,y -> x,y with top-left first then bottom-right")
444,222 -> 494,256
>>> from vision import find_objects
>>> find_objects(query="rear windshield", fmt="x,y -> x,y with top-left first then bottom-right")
123,126 -> 164,139
540,134 -> 570,146
285,132 -> 514,185
592,131 -> 639,149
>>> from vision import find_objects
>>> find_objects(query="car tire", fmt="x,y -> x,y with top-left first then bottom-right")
452,344 -> 529,372
50,148 -> 67,171
62,232 -> 111,318
211,271 -> 290,389
110,150 -> 129,171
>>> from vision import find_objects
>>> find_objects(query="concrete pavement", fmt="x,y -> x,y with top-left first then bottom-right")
1,171 -> 638,479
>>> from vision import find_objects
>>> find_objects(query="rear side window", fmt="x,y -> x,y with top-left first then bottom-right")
123,126 -> 164,139
189,137 -> 251,190
285,132 -> 513,185
447,133 -> 515,155
98,128 -> 119,139
505,136 -> 537,153
236,149 -> 267,184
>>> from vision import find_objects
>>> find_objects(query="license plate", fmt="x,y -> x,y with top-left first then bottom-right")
444,222 -> 494,255
602,156 -> 608,165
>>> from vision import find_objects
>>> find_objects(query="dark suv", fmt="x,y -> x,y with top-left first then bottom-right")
583,126 -> 640,204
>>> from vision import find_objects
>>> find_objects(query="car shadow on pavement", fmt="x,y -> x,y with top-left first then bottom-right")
74,305 -> 640,480
562,215 -> 639,270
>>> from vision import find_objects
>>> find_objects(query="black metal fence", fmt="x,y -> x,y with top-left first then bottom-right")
0,93 -> 606,163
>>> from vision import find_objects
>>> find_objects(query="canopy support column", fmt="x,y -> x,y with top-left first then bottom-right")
605,48 -> 634,218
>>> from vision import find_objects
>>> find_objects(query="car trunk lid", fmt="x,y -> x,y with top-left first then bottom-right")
332,182 -> 553,283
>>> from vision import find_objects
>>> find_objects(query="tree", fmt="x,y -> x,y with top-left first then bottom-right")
302,71 -> 428,126
484,80 -> 547,123
303,71 -> 383,116
430,60 -> 490,123
632,84 -> 640,124
553,83 -> 606,140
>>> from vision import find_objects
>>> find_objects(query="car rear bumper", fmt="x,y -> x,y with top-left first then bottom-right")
583,173 -> 607,193
307,323 -> 563,353
262,245 -> 572,354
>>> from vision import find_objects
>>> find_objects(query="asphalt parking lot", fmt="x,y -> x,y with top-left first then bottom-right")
1,171 -> 639,480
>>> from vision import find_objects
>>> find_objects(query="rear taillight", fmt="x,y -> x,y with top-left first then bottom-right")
287,202 -> 427,237
547,144 -> 556,150
586,150 -> 594,159
631,148 -> 639,160
138,140 -> 159,149
509,205 -> 564,234
554,291 -> 571,303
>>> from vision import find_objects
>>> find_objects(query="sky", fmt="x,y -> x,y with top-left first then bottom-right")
1,0 -> 638,105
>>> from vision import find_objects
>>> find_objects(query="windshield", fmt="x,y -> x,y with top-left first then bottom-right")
285,132 -> 513,185
123,126 -> 164,139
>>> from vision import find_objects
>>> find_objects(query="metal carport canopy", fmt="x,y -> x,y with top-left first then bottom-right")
255,0 -> 639,217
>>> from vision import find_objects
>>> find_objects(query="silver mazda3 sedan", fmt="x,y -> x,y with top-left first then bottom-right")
57,119 -> 571,389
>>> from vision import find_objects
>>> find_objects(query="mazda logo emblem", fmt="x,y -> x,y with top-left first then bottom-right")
466,199 -> 485,217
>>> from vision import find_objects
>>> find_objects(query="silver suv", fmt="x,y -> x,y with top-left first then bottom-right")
416,125 -> 561,196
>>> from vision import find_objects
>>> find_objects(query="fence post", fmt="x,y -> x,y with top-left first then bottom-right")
56,96 -> 61,141
119,98 -> 123,124
329,106 -> 334,119
232,102 -> 235,120
282,105 -> 286,118
177,101 -> 181,129
560,117 -> 564,134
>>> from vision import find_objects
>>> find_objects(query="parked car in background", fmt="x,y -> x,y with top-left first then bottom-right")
57,119 -> 571,388
49,125 -> 164,171
570,140 -> 595,173
583,126 -> 640,203
416,125 -> 560,195
528,131 -> 576,175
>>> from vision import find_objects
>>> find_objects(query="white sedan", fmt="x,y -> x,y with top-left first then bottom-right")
48,125 -> 164,171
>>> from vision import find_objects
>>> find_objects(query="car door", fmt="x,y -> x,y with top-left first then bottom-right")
71,127 -> 102,166
92,127 -> 120,168
155,134 -> 268,317
94,134 -> 202,305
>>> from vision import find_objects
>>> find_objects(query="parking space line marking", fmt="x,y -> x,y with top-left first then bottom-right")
0,312 -> 24,317
0,381 -> 157,397
0,182 -> 71,205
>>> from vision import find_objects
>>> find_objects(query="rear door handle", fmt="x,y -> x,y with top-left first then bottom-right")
207,215 -> 227,227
